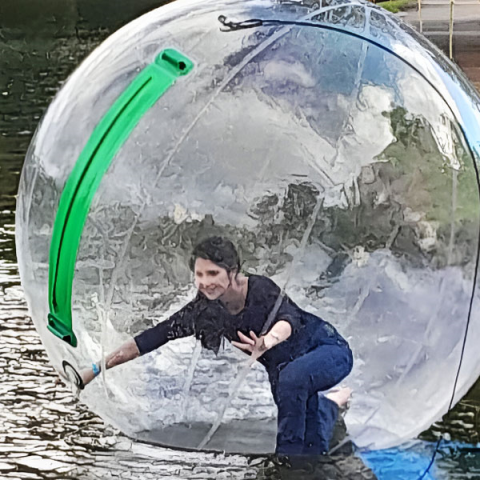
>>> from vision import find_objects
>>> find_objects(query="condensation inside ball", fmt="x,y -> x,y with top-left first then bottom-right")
16,0 -> 480,453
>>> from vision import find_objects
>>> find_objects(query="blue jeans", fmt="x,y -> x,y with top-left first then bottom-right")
270,343 -> 353,456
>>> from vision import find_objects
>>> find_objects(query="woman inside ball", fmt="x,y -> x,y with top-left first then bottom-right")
80,236 -> 353,458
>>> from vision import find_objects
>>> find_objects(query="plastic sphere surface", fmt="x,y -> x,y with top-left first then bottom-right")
16,0 -> 480,453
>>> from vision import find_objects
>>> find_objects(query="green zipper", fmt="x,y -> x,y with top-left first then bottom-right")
48,49 -> 194,347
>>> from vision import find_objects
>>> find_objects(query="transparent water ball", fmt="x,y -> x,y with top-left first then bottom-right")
16,0 -> 480,453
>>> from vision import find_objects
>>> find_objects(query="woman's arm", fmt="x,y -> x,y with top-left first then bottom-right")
263,320 -> 292,349
79,298 -> 201,387
80,338 -> 140,386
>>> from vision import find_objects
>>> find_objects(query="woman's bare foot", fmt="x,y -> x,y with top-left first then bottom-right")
325,387 -> 352,407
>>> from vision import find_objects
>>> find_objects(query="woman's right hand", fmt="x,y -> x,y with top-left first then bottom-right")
77,339 -> 140,389
80,367 -> 96,387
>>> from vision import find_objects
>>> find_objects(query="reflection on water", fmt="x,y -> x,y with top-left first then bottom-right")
1,1 -> 480,478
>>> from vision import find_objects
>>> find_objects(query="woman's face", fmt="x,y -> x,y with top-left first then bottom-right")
194,257 -> 231,300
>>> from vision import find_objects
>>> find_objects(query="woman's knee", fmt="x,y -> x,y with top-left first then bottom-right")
337,346 -> 354,379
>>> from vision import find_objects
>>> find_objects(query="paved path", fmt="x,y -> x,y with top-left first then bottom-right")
400,0 -> 480,89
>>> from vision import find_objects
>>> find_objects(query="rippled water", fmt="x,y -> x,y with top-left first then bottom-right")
1,2 -> 480,479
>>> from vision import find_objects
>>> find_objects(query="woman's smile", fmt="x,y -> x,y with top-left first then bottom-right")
204,286 -> 219,297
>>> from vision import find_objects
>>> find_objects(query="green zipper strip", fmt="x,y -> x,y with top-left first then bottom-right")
48,49 -> 194,347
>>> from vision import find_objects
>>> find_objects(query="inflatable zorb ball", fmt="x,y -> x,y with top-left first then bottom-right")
16,0 -> 480,453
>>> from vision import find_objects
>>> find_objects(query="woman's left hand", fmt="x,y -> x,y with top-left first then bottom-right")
232,331 -> 268,360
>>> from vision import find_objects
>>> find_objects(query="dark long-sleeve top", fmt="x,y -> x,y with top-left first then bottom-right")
134,275 -> 349,374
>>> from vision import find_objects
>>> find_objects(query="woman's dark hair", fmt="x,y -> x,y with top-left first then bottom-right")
189,236 -> 240,273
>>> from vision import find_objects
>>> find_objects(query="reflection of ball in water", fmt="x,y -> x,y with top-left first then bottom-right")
16,0 -> 480,453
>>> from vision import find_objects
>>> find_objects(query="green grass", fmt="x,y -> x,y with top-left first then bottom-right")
378,0 -> 417,13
